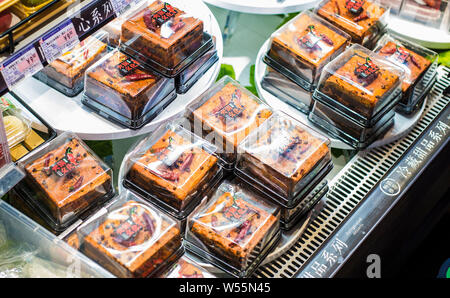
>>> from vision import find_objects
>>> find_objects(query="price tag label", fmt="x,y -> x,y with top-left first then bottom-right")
40,19 -> 80,63
0,45 -> 43,90
109,0 -> 130,15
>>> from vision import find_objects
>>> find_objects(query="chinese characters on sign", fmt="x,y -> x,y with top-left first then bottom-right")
301,238 -> 348,278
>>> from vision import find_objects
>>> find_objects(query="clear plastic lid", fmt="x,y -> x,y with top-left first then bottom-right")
17,131 -> 113,226
78,191 -> 183,278
185,76 -> 273,164
123,121 -> 222,218
40,31 -> 108,88
261,66 -> 314,114
266,11 -> 350,87
399,0 -> 448,29
84,48 -> 175,121
315,44 -> 404,121
315,0 -> 389,45
374,32 -> 438,94
159,255 -> 216,278
236,111 -> 331,204
186,179 -> 280,276
3,110 -> 31,149
120,0 -> 206,72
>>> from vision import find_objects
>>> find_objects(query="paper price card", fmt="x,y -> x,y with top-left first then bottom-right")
0,45 -> 43,90
40,19 -> 80,63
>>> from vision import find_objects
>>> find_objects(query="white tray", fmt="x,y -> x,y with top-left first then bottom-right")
12,0 -> 223,141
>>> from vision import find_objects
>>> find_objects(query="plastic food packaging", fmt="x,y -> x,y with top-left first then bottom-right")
78,191 -> 184,278
120,0 -> 214,77
374,32 -> 438,114
264,11 -> 351,94
34,31 -> 109,97
261,66 -> 314,114
185,178 -> 281,278
399,0 -> 448,29
3,111 -> 31,149
235,111 -> 332,208
175,42 -> 218,94
309,98 -> 395,149
309,44 -> 404,149
159,255 -> 216,278
312,44 -> 404,124
185,76 -> 273,168
122,121 -> 223,222
315,0 -> 389,48
82,49 -> 176,129
280,180 -> 329,230
0,200 -> 112,277
16,132 -> 114,230
1,92 -> 56,162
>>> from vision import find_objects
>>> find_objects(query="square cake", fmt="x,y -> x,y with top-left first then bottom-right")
267,11 -> 350,85
21,134 -> 112,224
84,49 -> 174,121
40,34 -> 107,91
318,47 -> 402,119
316,0 -> 387,45
375,39 -> 435,106
188,180 -> 279,271
188,77 -> 272,163
126,125 -> 219,213
121,0 -> 204,69
237,112 -> 331,201
82,198 -> 182,278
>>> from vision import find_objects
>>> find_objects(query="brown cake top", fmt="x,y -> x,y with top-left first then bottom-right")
317,0 -> 386,39
191,182 -> 278,258
376,41 -> 432,92
322,50 -> 400,107
130,128 -> 218,200
192,82 -> 273,148
122,1 -> 203,49
49,35 -> 107,78
87,50 -> 160,98
85,200 -> 180,274
271,12 -> 349,67
24,138 -> 110,208
240,113 -> 330,181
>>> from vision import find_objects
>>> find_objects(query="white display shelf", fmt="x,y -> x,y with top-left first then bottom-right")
388,15 -> 450,49
12,0 -> 223,141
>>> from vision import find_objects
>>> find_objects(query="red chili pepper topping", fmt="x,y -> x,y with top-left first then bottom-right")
142,212 -> 155,236
353,12 -> 369,22
125,74 -> 155,81
170,21 -> 185,32
409,55 -> 421,68
70,176 -> 84,192
179,153 -> 194,172
143,10 -> 157,31
234,220 -> 252,244
320,34 -> 334,46
379,47 -> 397,55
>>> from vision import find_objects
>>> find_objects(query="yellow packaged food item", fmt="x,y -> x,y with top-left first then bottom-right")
3,115 -> 30,148
24,129 -> 44,150
10,143 -> 29,161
